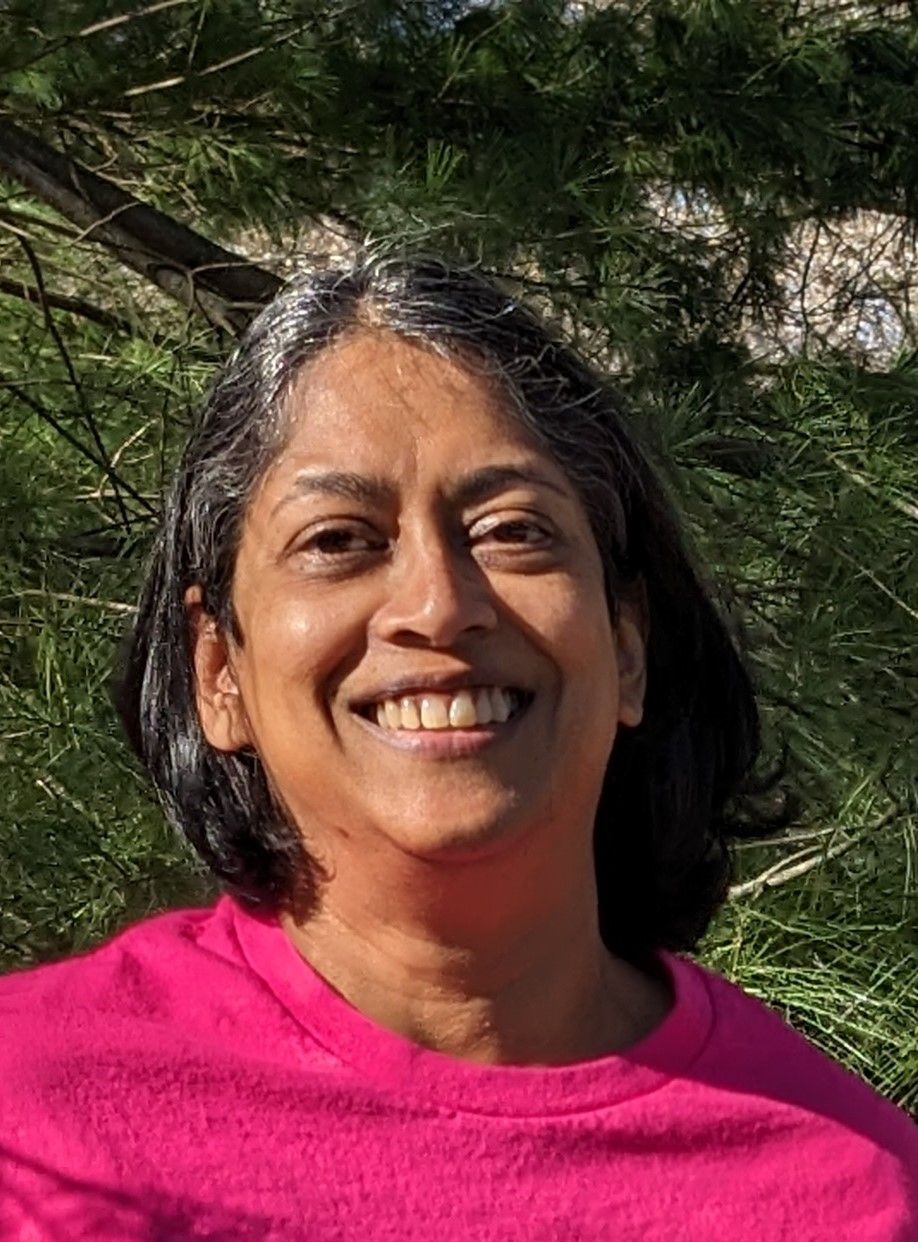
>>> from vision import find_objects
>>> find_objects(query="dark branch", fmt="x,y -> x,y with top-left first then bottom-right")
0,276 -> 133,333
0,372 -> 155,514
14,232 -> 130,528
0,121 -> 281,335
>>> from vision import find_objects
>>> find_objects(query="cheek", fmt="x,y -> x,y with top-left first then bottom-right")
523,568 -> 614,665
527,572 -> 619,735
508,565 -> 616,693
233,594 -> 356,724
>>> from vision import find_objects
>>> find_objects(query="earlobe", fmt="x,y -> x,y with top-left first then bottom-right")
615,595 -> 648,729
184,585 -> 252,752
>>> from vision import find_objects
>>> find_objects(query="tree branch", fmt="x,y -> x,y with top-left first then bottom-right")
0,276 -> 133,333
13,229 -> 131,528
0,372 -> 155,514
9,0 -> 196,76
0,121 -> 281,334
13,590 -> 137,615
729,809 -> 899,899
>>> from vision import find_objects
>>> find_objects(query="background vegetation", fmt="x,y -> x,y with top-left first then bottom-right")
0,0 -> 915,1112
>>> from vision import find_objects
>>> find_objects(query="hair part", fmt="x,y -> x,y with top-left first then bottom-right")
115,254 -> 760,956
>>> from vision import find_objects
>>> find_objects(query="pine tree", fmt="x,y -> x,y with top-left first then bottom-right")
1,0 -> 915,1108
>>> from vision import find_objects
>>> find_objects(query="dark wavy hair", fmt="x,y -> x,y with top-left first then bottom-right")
115,254 -> 760,958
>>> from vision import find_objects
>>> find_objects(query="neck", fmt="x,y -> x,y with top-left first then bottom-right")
280,851 -> 670,1067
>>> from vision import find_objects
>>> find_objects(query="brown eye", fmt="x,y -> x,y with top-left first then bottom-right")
488,521 -> 548,544
471,518 -> 552,547
303,526 -> 384,556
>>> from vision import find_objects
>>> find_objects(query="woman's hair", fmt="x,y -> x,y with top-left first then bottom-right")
115,254 -> 760,957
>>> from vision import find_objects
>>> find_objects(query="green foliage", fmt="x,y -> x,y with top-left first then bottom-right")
0,0 -> 915,1110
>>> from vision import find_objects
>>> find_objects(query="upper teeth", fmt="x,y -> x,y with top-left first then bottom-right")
370,687 -> 518,731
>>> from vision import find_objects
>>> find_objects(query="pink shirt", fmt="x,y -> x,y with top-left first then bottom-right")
1,897 -> 914,1240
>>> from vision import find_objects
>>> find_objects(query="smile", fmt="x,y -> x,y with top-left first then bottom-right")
355,686 -> 529,732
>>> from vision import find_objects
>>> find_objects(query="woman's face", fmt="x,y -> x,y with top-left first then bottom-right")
192,331 -> 646,871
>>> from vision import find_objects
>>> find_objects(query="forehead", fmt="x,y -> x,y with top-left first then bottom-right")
268,329 -> 552,484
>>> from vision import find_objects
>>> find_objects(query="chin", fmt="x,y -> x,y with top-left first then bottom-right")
379,800 -> 535,867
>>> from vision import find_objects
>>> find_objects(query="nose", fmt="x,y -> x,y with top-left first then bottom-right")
371,526 -> 499,649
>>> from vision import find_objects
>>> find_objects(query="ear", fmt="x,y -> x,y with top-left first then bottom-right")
185,585 -> 252,752
614,587 -> 648,729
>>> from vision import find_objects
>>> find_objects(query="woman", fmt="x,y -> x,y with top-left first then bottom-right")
1,256 -> 914,1240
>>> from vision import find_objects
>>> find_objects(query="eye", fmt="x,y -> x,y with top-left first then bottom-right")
299,524 -> 386,557
469,517 -> 554,548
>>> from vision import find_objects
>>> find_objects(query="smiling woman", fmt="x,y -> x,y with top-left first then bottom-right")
0,257 -> 914,1241
181,326 -> 652,951
121,259 -> 757,959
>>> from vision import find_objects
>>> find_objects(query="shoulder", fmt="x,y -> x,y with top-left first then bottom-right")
0,901 -> 243,1076
0,899 -> 265,1171
674,954 -> 916,1164
655,956 -> 918,1236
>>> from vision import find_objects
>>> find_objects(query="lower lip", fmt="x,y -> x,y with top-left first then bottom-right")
349,709 -> 527,757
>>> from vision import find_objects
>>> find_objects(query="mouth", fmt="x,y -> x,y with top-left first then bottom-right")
351,686 -> 534,733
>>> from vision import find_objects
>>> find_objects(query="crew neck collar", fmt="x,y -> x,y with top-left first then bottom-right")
226,896 -> 713,1118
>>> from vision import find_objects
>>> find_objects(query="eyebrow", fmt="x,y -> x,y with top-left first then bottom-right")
446,464 -> 572,508
271,470 -> 397,516
271,462 -> 572,517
